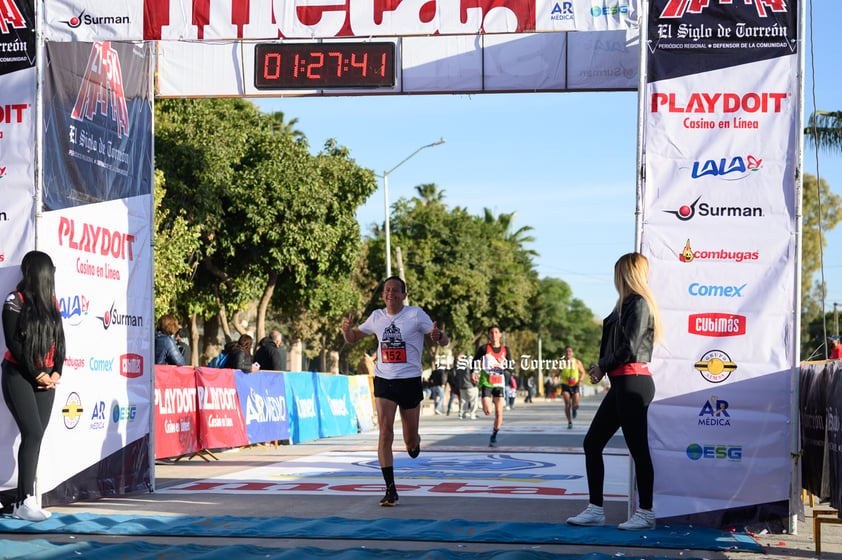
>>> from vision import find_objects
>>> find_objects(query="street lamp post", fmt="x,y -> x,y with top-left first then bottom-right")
380,138 -> 445,277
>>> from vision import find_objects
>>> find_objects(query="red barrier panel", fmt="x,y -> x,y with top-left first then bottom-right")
154,366 -> 201,459
195,367 -> 249,450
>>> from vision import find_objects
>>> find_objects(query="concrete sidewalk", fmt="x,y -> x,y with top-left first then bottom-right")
7,395 -> 842,558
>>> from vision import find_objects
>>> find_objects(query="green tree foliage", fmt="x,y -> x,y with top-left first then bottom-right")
801,173 -> 842,358
533,277 -> 601,369
154,99 -> 376,362
805,110 -> 842,153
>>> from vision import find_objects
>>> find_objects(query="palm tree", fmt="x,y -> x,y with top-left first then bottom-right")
805,110 -> 842,152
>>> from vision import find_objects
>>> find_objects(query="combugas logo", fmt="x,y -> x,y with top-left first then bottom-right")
678,239 -> 759,263
665,196 -> 762,221
0,0 -> 25,34
694,350 -> 737,383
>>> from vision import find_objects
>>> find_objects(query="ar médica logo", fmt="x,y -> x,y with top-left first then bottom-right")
71,41 -> 130,138
0,0 -> 25,34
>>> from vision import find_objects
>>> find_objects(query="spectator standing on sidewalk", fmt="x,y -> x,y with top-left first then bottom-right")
456,353 -> 478,419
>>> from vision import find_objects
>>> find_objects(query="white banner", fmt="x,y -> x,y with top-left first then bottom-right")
640,0 -> 799,521
155,31 -> 639,98
43,0 -> 638,41
30,197 -> 153,493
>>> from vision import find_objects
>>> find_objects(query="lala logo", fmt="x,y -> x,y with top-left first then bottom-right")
0,0 -> 25,34
71,41 -> 130,138
691,155 -> 762,180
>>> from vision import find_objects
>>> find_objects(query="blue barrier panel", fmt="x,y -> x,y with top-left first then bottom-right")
284,372 -> 320,444
314,373 -> 357,438
234,370 -> 290,444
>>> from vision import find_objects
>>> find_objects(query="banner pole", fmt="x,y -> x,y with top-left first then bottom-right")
34,0 -> 45,249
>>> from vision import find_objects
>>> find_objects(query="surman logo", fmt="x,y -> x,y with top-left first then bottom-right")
0,0 -> 24,34
71,41 -> 130,138
61,11 -> 85,28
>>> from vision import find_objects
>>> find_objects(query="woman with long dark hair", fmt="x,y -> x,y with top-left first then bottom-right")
2,250 -> 65,521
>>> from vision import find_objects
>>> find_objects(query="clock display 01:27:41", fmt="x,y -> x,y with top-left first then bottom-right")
254,42 -> 396,89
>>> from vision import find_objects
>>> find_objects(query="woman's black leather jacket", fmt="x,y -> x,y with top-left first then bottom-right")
597,293 -> 654,374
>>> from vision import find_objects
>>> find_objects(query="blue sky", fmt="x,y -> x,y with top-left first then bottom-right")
255,0 -> 841,319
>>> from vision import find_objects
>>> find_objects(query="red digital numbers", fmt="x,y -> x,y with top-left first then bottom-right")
254,43 -> 395,90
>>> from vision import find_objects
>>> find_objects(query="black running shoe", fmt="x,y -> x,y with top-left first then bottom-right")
379,486 -> 399,507
407,438 -> 421,459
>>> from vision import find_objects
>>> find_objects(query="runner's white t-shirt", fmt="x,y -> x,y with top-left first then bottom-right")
359,306 -> 433,380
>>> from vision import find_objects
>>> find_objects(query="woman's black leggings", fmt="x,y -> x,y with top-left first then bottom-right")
583,374 -> 655,509
1,360 -> 55,502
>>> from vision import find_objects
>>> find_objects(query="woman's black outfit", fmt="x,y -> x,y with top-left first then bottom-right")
1,292 -> 64,503
584,294 -> 655,510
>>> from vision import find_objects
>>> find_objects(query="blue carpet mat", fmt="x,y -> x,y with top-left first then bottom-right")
0,513 -> 762,553
0,539 -> 726,560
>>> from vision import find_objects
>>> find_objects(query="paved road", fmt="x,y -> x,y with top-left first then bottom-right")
4,392 -> 841,558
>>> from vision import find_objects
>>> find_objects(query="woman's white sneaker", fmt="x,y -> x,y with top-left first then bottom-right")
618,508 -> 656,530
566,504 -> 605,526
12,495 -> 50,522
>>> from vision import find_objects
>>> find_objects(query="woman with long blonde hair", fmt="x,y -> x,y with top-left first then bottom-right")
567,252 -> 661,531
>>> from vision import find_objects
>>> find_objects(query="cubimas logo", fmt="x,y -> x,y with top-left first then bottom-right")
694,349 -> 737,383
678,239 -> 759,263
661,0 -> 787,18
120,353 -> 143,378
0,0 -> 25,34
60,10 -> 130,30
688,313 -> 746,337
62,392 -> 84,429
664,196 -> 762,221
71,41 -> 130,138
691,155 -> 762,180
551,1 -> 574,21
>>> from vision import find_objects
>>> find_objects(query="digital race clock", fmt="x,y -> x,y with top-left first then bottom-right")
254,42 -> 396,90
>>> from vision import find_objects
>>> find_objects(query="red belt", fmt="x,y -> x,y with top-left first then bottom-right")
608,362 -> 651,377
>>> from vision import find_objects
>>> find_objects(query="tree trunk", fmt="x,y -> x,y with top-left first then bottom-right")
202,315 -> 223,365
189,313 -> 199,366
256,270 -> 277,342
